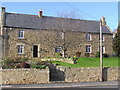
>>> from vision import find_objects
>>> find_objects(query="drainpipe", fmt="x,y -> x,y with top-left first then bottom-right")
0,7 -> 6,60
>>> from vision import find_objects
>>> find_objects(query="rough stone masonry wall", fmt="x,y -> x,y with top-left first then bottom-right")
107,67 -> 120,81
56,66 -> 119,82
0,68 -> 49,84
5,28 -> 113,58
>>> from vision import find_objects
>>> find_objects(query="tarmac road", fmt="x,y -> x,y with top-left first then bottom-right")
1,81 -> 119,89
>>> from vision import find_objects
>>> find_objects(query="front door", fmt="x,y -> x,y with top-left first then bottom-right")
33,45 -> 38,57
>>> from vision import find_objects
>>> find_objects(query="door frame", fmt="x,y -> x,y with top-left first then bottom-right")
32,44 -> 40,58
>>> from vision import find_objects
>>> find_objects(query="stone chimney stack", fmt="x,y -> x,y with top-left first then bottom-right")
1,7 -> 6,14
1,7 -> 6,35
100,16 -> 106,26
38,9 -> 42,17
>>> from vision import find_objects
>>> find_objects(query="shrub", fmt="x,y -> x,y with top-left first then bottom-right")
75,52 -> 81,57
96,52 -> 100,57
85,53 -> 90,57
103,54 -> 109,57
20,57 -> 29,62
31,65 -> 46,69
0,57 -> 15,69
55,53 -> 62,58
17,62 -> 30,68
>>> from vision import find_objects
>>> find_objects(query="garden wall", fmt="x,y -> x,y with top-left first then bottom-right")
55,66 -> 119,82
0,66 -> 119,84
107,67 -> 119,81
0,68 -> 49,84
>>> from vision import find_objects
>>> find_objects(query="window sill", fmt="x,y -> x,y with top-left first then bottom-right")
85,52 -> 92,54
18,38 -> 25,40
17,53 -> 24,55
86,40 -> 92,41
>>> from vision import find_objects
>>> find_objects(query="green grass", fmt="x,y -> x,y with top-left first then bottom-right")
51,57 -> 118,68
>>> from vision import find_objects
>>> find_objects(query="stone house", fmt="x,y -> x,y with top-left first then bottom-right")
0,7 -> 113,59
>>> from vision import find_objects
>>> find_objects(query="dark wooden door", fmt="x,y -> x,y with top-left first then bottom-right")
33,45 -> 38,57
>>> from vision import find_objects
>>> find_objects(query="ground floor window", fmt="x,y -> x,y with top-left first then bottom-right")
102,46 -> 105,54
55,47 -> 62,53
18,45 -> 24,54
86,45 -> 91,53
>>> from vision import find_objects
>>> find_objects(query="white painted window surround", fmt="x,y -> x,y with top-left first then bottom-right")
55,47 -> 62,53
86,45 -> 92,53
17,45 -> 24,54
86,33 -> 92,41
18,30 -> 24,39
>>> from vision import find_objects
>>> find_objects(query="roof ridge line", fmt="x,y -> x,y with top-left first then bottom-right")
6,12 -> 99,22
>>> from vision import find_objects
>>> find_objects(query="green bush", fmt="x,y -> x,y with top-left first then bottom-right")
0,57 -> 14,66
75,52 -> 81,57
20,57 -> 29,62
85,53 -> 90,57
31,65 -> 46,69
103,54 -> 109,57
96,52 -> 100,57
55,53 -> 62,58
0,57 -> 15,69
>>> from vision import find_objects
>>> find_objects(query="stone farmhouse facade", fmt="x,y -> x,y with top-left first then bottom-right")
0,7 -> 113,59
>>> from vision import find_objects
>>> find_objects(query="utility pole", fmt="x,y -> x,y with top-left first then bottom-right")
100,17 -> 103,82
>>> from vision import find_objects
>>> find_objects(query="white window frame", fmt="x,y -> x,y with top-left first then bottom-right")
17,45 -> 24,54
99,35 -> 105,41
102,46 -> 105,54
18,30 -> 24,39
98,46 -> 105,54
86,33 -> 92,41
86,45 -> 92,53
55,47 -> 62,53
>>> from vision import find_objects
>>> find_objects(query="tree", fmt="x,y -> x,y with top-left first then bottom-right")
113,23 -> 120,57
41,11 -> 81,58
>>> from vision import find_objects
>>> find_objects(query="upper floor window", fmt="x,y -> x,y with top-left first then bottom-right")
55,47 -> 62,53
18,30 -> 24,39
102,46 -> 105,54
17,45 -> 24,54
86,45 -> 92,53
57,32 -> 64,39
86,33 -> 91,41
99,35 -> 104,41
98,46 -> 105,54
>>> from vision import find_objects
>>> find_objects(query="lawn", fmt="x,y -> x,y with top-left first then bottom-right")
51,57 -> 118,68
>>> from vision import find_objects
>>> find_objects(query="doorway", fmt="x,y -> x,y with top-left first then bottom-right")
33,45 -> 38,57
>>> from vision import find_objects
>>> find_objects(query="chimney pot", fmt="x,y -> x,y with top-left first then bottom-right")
100,16 -> 106,26
38,9 -> 42,17
1,7 -> 6,12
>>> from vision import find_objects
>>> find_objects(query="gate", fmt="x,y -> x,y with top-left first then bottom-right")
48,64 -> 65,81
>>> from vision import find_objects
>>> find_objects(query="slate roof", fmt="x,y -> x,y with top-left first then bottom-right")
4,13 -> 112,34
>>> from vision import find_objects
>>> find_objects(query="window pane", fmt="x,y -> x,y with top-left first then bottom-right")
55,47 -> 62,53
18,30 -> 24,38
86,33 -> 91,41
86,46 -> 91,53
18,45 -> 24,54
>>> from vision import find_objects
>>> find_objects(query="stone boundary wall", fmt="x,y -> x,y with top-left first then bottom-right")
0,66 -> 119,84
0,68 -> 49,84
56,66 -> 119,82
107,67 -> 119,81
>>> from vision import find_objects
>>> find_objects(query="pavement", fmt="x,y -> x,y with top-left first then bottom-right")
0,81 -> 119,88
